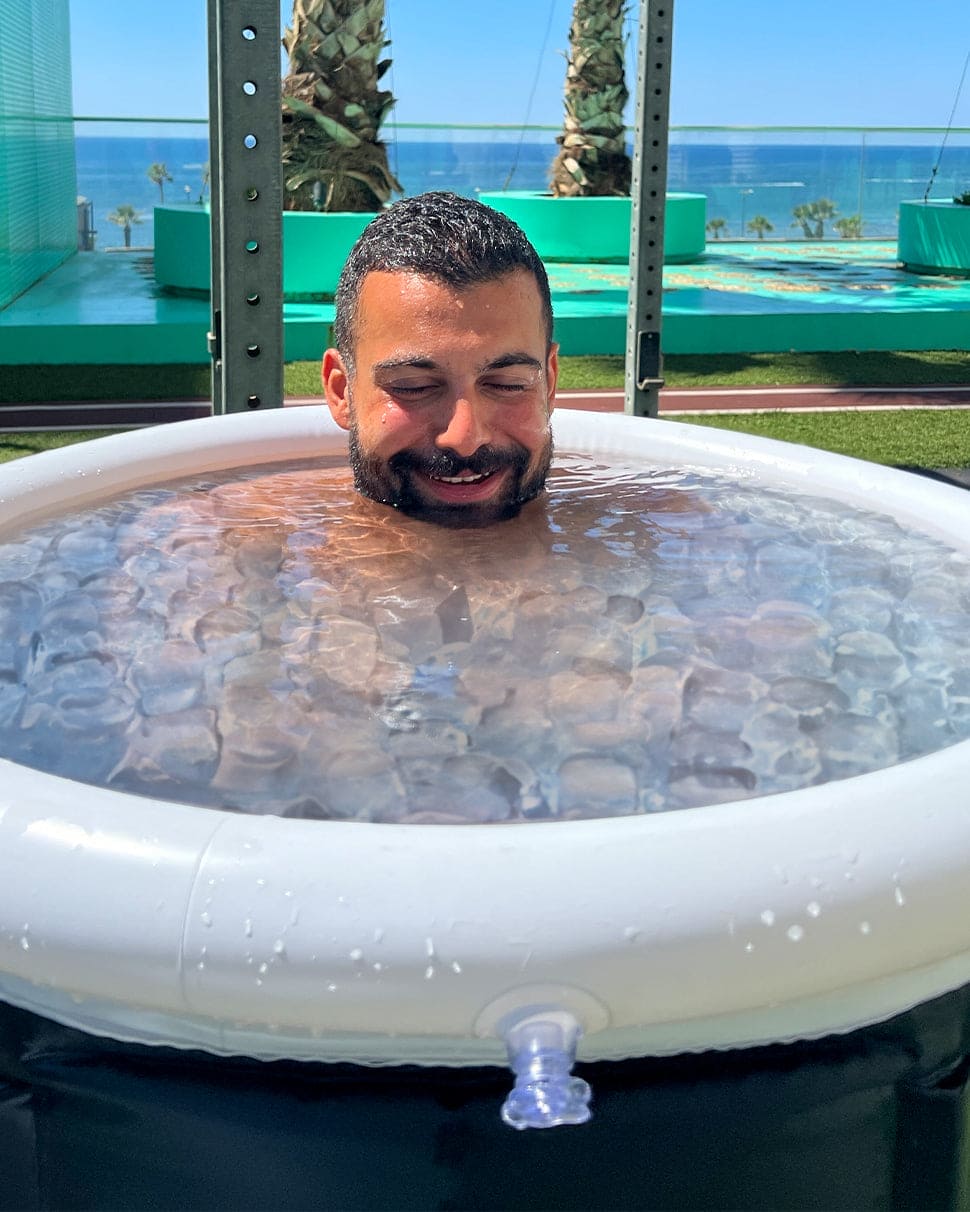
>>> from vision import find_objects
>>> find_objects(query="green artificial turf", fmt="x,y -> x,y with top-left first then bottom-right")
553,351 -> 970,391
0,430 -> 109,465
0,364 -> 211,404
284,350 -> 970,394
2,410 -> 968,470
678,409 -> 970,469
2,350 -> 969,468
3,349 -> 969,404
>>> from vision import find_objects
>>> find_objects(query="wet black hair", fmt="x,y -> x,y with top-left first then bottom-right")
333,191 -> 554,371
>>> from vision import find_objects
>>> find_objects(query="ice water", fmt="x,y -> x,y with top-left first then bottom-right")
1,453 -> 969,822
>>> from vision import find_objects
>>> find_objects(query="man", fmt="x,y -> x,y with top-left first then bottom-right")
322,191 -> 559,529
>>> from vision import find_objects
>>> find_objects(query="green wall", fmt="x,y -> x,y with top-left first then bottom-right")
0,0 -> 77,310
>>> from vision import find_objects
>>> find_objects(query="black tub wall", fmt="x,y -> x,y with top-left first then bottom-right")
2,988 -> 970,1211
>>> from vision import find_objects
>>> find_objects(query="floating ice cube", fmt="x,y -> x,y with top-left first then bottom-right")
834,630 -> 909,692
815,713 -> 899,780
683,664 -> 770,733
557,756 -> 638,819
828,587 -> 894,635
129,639 -> 207,715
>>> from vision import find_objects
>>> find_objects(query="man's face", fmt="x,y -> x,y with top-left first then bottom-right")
322,268 -> 557,528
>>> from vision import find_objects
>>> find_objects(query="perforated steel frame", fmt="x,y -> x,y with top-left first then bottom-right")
207,0 -> 283,414
625,0 -> 674,418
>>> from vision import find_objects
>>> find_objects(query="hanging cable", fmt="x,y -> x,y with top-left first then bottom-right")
375,0 -> 395,187
502,0 -> 559,190
924,47 -> 970,202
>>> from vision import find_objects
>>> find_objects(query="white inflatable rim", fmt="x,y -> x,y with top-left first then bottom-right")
0,407 -> 969,1067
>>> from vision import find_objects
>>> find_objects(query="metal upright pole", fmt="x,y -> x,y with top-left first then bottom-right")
207,0 -> 283,414
625,0 -> 674,417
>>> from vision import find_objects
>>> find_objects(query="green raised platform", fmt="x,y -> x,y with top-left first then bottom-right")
154,206 -> 375,299
477,191 -> 706,264
898,200 -> 970,277
3,239 -> 970,368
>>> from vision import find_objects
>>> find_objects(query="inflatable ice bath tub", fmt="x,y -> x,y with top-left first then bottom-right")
1,408 -> 970,1123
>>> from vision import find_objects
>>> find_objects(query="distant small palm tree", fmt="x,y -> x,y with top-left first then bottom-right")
706,217 -> 727,240
748,215 -> 774,240
107,204 -> 143,248
793,198 -> 838,240
809,197 -> 838,239
147,162 -> 173,204
834,214 -> 864,238
791,203 -> 814,239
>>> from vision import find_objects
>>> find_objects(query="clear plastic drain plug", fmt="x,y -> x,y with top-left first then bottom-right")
500,1009 -> 592,1130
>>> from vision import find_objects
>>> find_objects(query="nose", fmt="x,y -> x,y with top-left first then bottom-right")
434,396 -> 492,457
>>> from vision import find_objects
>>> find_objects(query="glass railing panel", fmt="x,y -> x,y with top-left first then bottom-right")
385,123 -> 561,198
74,117 -> 209,251
668,126 -> 970,240
71,119 -> 970,251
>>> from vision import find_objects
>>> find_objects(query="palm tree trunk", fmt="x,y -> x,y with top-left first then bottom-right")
281,0 -> 401,213
550,0 -> 631,198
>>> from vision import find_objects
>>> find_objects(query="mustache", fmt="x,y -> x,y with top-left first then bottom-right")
389,445 -> 529,480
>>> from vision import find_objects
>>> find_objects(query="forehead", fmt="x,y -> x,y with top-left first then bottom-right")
353,269 -> 547,349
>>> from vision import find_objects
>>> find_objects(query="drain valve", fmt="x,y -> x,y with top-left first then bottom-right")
500,1008 -> 592,1130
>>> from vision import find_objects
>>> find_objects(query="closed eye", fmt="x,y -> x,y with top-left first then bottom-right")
383,382 -> 441,400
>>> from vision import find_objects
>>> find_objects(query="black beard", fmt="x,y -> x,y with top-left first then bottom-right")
348,427 -> 553,529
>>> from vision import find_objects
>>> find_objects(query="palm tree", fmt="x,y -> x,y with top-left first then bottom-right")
808,197 -> 837,239
791,203 -> 814,239
550,0 -> 631,197
706,217 -> 727,240
792,198 -> 838,240
748,215 -> 773,240
147,162 -> 173,204
107,204 -> 143,249
281,0 -> 401,212
834,214 -> 863,238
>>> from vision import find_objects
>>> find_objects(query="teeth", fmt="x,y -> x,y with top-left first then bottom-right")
433,472 -> 486,484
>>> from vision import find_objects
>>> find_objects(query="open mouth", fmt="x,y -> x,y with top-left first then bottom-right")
416,467 -> 508,504
430,471 -> 487,485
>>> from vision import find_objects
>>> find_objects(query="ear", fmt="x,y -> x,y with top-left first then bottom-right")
545,342 -> 559,415
322,347 -> 352,430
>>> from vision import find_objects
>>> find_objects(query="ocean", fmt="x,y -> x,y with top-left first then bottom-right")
75,134 -> 970,249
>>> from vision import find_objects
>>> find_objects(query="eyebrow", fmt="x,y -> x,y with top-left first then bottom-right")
372,352 -> 544,375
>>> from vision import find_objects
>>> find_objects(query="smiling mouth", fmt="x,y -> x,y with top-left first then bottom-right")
415,467 -> 508,504
429,471 -> 488,484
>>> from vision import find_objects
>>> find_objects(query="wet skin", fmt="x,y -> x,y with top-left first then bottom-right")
322,269 -> 558,527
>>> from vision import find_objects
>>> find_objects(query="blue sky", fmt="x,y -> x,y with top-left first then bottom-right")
69,0 -> 970,129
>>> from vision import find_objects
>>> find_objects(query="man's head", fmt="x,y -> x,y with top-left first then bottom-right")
322,192 -> 557,528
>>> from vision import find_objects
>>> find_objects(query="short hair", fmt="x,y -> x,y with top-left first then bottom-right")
333,192 -> 554,371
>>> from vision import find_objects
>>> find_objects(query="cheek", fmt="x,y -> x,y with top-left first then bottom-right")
356,400 -> 419,451
505,406 -> 552,452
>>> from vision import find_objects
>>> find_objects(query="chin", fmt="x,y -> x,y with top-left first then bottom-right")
349,430 -> 552,529
405,498 -> 532,529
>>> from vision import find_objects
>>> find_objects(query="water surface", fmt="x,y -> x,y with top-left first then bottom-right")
1,454 -> 968,822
